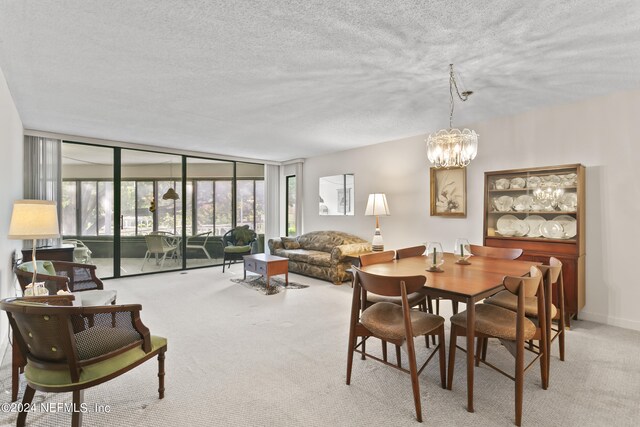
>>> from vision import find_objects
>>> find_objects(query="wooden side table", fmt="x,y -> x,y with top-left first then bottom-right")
243,254 -> 289,289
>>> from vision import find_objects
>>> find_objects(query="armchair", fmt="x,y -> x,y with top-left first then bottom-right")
1,297 -> 167,427
62,239 -> 93,263
14,260 -> 117,307
222,225 -> 257,272
186,231 -> 212,259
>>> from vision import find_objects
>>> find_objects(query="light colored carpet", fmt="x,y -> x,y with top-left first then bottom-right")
1,266 -> 639,426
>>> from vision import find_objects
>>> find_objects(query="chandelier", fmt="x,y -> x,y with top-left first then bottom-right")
426,64 -> 478,168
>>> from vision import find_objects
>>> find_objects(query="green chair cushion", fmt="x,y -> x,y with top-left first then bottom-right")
18,260 -> 56,276
25,335 -> 167,389
224,245 -> 252,254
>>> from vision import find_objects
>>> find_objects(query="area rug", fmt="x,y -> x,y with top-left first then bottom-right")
230,275 -> 309,295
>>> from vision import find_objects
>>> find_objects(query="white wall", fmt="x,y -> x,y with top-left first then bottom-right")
0,66 -> 24,352
303,88 -> 640,331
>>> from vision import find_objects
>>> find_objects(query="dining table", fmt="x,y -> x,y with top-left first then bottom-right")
359,252 -> 540,412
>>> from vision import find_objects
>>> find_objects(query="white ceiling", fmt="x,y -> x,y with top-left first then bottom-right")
1,1 -> 640,162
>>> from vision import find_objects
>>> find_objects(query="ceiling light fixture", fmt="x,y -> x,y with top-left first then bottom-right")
426,64 -> 478,168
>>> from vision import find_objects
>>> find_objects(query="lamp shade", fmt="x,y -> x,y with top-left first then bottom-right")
8,200 -> 60,239
365,194 -> 390,216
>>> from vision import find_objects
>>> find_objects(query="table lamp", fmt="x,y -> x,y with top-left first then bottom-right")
8,200 -> 60,289
365,193 -> 390,251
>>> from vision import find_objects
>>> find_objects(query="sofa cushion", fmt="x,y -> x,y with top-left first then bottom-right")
297,231 -> 367,252
18,260 -> 57,276
277,249 -> 332,267
281,237 -> 301,250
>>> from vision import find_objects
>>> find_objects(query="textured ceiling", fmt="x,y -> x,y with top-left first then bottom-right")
1,1 -> 640,162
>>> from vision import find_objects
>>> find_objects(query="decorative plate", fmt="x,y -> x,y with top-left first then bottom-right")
513,195 -> 533,212
527,176 -> 542,189
493,195 -> 514,212
524,215 -> 546,237
542,175 -> 561,188
540,221 -> 564,239
495,178 -> 510,190
557,192 -> 577,211
553,215 -> 577,238
560,173 -> 577,187
510,177 -> 526,189
496,215 -> 529,237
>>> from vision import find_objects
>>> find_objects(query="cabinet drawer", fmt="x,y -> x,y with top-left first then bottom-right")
256,263 -> 266,273
244,260 -> 256,270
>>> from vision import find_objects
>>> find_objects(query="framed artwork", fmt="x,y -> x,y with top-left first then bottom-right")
430,167 -> 467,217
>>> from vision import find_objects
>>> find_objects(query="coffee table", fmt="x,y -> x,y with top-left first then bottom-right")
243,254 -> 289,289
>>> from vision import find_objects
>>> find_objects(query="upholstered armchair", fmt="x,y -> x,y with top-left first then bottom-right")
14,260 -> 117,307
222,225 -> 257,272
1,298 -> 167,426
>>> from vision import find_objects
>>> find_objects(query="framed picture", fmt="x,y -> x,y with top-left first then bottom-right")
430,167 -> 467,217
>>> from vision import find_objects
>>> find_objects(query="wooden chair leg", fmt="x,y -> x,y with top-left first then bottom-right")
158,349 -> 166,399
515,341 -> 524,427
395,344 -> 402,368
427,296 -> 434,314
382,340 -> 388,362
447,326 -> 457,390
481,337 -> 488,361
406,337 -> 422,423
17,385 -> 35,427
475,336 -> 484,367
451,301 -> 458,314
72,389 -> 84,427
438,327 -> 446,389
361,337 -> 366,360
435,298 -> 440,315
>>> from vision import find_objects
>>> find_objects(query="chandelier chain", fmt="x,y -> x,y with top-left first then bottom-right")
448,64 -> 470,128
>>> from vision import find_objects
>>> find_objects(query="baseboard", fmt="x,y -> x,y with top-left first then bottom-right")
579,310 -> 640,332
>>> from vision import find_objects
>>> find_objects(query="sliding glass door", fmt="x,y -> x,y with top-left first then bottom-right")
60,142 -> 265,278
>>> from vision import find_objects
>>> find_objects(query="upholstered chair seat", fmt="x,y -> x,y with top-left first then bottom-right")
450,304 -> 537,341
484,290 -> 558,319
361,302 -> 444,340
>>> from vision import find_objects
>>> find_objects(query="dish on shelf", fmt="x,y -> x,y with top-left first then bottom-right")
526,176 -> 542,189
557,192 -> 578,211
560,173 -> 577,187
495,178 -> 510,190
553,215 -> 577,238
510,177 -> 526,189
513,195 -> 533,212
524,215 -> 546,237
493,195 -> 514,212
496,215 -> 529,237
540,221 -> 564,239
542,175 -> 561,188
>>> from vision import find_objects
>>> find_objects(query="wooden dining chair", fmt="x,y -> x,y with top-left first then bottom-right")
448,266 -> 548,426
395,245 -> 436,343
346,267 -> 446,423
484,257 -> 565,382
359,251 -> 431,365
469,244 -> 523,260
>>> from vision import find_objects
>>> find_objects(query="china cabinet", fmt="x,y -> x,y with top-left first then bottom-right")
483,164 -> 585,325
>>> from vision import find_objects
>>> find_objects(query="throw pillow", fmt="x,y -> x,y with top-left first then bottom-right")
281,237 -> 301,250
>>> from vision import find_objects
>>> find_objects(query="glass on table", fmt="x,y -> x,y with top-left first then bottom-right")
425,241 -> 444,272
454,238 -> 472,265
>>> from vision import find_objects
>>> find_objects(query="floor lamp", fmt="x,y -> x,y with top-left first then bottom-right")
8,200 -> 60,294
365,193 -> 390,251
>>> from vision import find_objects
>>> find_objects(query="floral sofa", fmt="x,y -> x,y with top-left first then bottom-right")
268,231 -> 371,284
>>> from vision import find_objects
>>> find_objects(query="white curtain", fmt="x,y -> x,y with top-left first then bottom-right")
23,136 -> 62,248
294,161 -> 304,235
264,164 -> 280,254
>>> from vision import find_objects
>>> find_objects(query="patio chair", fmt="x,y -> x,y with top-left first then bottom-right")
186,231 -> 212,259
62,239 -> 93,263
222,225 -> 257,272
142,234 -> 179,271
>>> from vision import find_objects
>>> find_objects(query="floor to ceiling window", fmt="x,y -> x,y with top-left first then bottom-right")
61,143 -> 114,278
286,175 -> 297,236
61,142 -> 265,278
